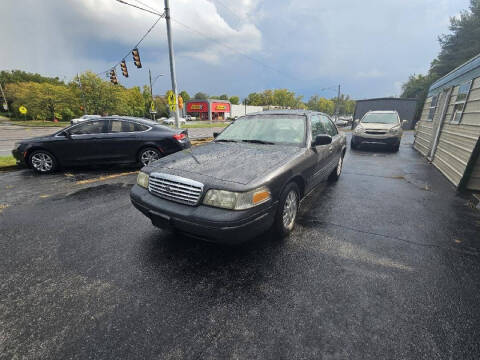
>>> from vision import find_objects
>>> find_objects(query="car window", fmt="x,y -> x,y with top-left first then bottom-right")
321,115 -> 338,136
311,115 -> 326,138
216,114 -> 306,146
361,113 -> 399,124
70,120 -> 107,135
110,120 -> 148,133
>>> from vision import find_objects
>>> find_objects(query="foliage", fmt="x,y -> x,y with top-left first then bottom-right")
246,89 -> 304,108
179,90 -> 190,102
193,92 -> 208,100
307,96 -> 335,115
0,155 -> 16,169
0,70 -> 64,86
401,0 -> 480,119
229,96 -> 240,105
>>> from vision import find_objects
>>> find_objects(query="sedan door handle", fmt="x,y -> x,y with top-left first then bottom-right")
329,146 -> 333,152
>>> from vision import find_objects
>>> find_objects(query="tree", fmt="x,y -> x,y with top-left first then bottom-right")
0,70 -> 63,86
219,94 -> 228,100
229,96 -> 240,105
307,96 -> 335,114
401,0 -> 480,120
179,90 -> 190,102
194,92 -> 208,100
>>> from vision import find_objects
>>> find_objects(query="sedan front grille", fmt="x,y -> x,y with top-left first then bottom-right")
365,130 -> 386,135
148,172 -> 204,206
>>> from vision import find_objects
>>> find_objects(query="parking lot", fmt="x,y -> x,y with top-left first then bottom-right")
1,132 -> 480,359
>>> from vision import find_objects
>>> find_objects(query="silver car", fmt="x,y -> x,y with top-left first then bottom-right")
351,111 -> 406,152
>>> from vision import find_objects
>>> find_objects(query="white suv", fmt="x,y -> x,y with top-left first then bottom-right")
351,111 -> 406,152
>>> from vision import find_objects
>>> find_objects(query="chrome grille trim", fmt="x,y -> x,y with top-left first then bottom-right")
148,172 -> 204,206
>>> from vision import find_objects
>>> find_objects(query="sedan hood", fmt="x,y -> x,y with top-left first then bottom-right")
148,142 -> 303,185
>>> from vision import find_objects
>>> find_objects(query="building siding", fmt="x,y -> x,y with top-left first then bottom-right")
414,97 -> 434,156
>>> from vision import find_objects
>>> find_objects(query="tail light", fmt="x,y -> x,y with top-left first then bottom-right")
173,133 -> 186,141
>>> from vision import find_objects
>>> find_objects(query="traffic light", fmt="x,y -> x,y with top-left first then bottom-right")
120,60 -> 128,77
132,48 -> 142,68
110,69 -> 118,85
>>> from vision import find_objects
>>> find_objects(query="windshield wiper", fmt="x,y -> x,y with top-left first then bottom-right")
215,139 -> 238,143
241,139 -> 275,145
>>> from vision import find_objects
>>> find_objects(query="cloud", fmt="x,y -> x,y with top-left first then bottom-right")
0,0 -> 472,99
356,70 -> 386,79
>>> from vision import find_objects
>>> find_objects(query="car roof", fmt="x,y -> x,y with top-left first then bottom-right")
365,110 -> 399,114
243,109 -> 331,117
102,116 -> 159,126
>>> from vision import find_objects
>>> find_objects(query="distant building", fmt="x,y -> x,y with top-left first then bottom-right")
414,54 -> 480,191
185,99 -> 231,121
353,98 -> 417,129
230,104 -> 264,118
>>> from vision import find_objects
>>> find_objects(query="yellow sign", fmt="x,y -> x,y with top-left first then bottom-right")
19,106 -> 27,115
191,104 -> 203,110
169,104 -> 176,111
150,101 -> 155,111
216,105 -> 226,110
167,91 -> 176,106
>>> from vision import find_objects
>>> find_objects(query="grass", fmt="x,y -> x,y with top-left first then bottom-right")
0,155 -> 17,169
181,122 -> 229,129
8,120 -> 69,127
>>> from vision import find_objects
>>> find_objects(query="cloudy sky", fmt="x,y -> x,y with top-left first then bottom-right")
0,0 -> 470,100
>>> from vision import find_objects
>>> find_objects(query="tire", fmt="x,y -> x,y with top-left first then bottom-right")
138,147 -> 161,166
28,150 -> 57,174
350,140 -> 357,150
274,182 -> 300,238
328,154 -> 344,182
392,144 -> 400,152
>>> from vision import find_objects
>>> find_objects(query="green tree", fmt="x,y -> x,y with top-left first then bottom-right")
401,0 -> 480,120
194,92 -> 208,100
0,70 -> 64,86
229,96 -> 240,105
219,94 -> 228,100
307,96 -> 335,114
179,90 -> 190,102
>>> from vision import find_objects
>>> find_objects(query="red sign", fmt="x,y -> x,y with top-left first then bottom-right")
187,102 -> 207,112
212,102 -> 230,112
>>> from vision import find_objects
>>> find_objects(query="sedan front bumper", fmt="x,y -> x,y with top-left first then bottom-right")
130,185 -> 277,244
11,148 -> 27,166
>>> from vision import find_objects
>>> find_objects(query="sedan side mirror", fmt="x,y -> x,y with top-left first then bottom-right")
312,134 -> 332,147
213,132 -> 220,138
61,130 -> 72,139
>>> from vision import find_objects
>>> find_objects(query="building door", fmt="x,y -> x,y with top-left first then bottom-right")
428,87 -> 452,161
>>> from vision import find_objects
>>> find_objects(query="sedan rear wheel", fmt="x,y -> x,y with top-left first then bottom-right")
139,148 -> 161,166
274,182 -> 300,237
29,150 -> 57,174
328,154 -> 343,182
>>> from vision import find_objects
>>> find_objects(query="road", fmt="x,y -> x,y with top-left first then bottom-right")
0,121 -> 225,156
1,133 -> 480,359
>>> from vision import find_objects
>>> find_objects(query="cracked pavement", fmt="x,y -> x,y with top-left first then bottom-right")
1,133 -> 480,359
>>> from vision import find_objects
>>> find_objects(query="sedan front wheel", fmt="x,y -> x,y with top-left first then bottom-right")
274,182 -> 300,237
29,150 -> 57,174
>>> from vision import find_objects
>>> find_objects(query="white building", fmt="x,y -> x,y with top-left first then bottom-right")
230,104 -> 264,118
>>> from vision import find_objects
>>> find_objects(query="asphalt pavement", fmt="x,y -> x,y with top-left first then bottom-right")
1,133 -> 480,359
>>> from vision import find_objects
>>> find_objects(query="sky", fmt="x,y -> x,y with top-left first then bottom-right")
0,0 -> 471,100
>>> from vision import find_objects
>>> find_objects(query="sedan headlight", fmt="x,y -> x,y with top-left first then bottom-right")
137,171 -> 149,188
203,186 -> 271,210
389,125 -> 401,134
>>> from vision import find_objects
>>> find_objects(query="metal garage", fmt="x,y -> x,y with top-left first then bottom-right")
414,53 -> 480,191
353,98 -> 417,129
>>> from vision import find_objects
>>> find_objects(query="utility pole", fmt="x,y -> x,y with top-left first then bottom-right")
164,0 -> 180,128
334,84 -> 341,120
149,68 -> 155,121
77,74 -> 87,115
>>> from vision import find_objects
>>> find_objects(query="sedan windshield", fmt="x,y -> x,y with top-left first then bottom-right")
361,113 -> 399,124
216,115 -> 306,146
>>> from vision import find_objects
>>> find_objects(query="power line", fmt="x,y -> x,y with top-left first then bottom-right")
96,14 -> 165,76
114,0 -> 162,16
131,0 -> 160,14
171,17 -> 303,83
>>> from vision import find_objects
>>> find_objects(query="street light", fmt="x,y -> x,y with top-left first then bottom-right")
149,70 -> 165,121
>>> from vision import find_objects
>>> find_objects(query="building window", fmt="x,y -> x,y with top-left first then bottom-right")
427,95 -> 438,121
451,80 -> 472,124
